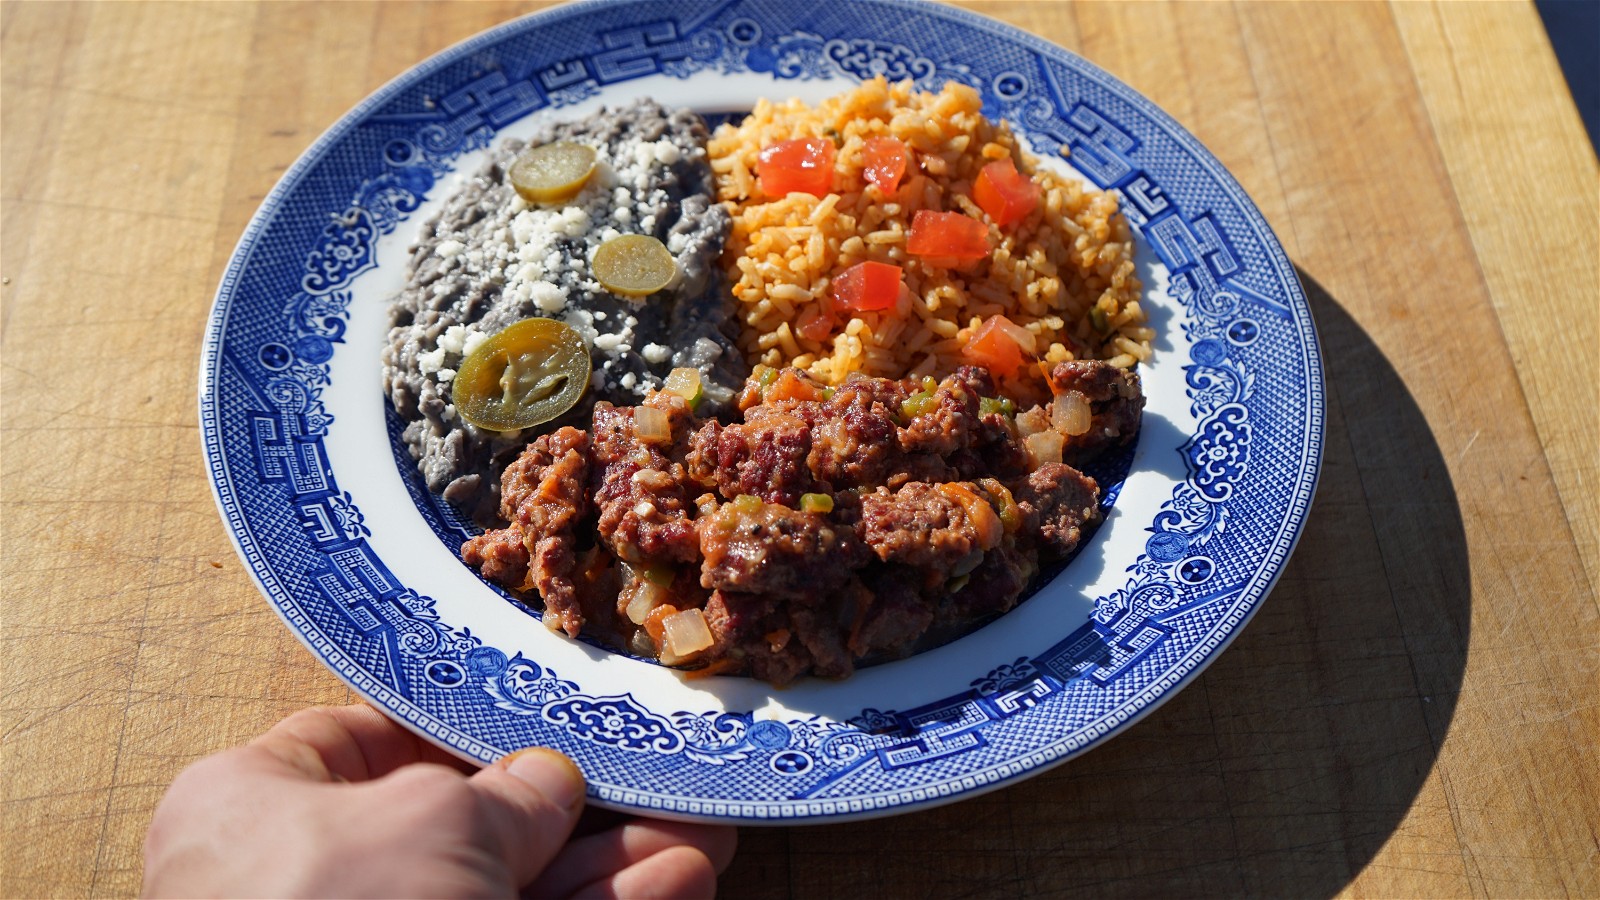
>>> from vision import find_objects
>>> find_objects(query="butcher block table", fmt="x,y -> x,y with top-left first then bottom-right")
3,1 -> 1596,896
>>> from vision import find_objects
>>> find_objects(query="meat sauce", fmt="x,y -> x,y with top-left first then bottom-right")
462,361 -> 1144,685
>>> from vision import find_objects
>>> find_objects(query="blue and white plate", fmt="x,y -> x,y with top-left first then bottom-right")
201,0 -> 1322,823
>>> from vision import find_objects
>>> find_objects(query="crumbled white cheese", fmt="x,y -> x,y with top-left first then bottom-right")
436,239 -> 465,258
417,347 -> 446,374
436,325 -> 469,354
529,281 -> 567,314
555,207 -> 591,237
642,343 -> 671,364
653,140 -> 681,165
594,332 -> 624,352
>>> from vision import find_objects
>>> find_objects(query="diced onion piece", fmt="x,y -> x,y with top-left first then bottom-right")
800,493 -> 834,514
628,629 -> 656,658
662,367 -> 703,408
634,405 -> 671,443
1026,430 -> 1065,466
1052,391 -> 1092,436
1016,406 -> 1050,437
661,608 -> 714,659
624,590 -> 653,626
625,579 -> 668,625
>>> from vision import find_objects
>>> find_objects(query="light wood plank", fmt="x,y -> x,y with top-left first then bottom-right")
1234,2 -> 1599,896
1391,0 -> 1600,601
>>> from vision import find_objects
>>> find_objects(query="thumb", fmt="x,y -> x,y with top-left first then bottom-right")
468,748 -> 588,887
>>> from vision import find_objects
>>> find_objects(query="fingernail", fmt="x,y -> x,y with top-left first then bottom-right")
502,747 -> 586,811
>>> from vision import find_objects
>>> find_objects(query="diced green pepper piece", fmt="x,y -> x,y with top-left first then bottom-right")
1089,306 -> 1111,335
979,396 -> 1019,417
641,563 -> 675,587
900,390 -> 936,420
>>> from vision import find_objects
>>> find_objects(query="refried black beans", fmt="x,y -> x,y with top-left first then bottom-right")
382,101 -> 740,522
462,360 -> 1144,685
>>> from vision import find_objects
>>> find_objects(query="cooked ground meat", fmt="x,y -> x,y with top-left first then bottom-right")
697,497 -> 864,600
859,483 -> 991,584
589,396 -> 700,566
686,407 -> 817,506
900,376 -> 982,458
461,426 -> 589,635
463,361 -> 1142,684
1047,361 -> 1146,462
1015,463 -> 1104,560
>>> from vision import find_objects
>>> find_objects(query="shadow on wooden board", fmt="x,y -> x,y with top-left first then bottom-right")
721,269 -> 1471,898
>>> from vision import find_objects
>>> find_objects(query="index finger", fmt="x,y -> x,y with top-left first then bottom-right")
248,704 -> 477,783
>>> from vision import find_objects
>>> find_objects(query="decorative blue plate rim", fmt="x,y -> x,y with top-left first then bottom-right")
200,0 -> 1323,824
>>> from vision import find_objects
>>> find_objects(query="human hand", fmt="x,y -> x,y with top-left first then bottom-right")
143,704 -> 737,898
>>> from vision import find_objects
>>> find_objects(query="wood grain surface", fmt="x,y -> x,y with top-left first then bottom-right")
3,2 -> 1596,897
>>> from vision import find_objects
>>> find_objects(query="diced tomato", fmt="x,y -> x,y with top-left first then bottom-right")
831,260 -> 903,312
962,314 -> 1030,377
861,136 -> 908,194
796,306 -> 834,341
767,369 -> 825,403
972,157 -> 1041,227
758,137 -> 836,197
906,209 -> 990,263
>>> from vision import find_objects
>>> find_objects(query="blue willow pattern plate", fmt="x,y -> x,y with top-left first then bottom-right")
200,0 -> 1322,823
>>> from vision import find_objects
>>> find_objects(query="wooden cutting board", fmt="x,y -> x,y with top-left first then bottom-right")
3,2 -> 1595,896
